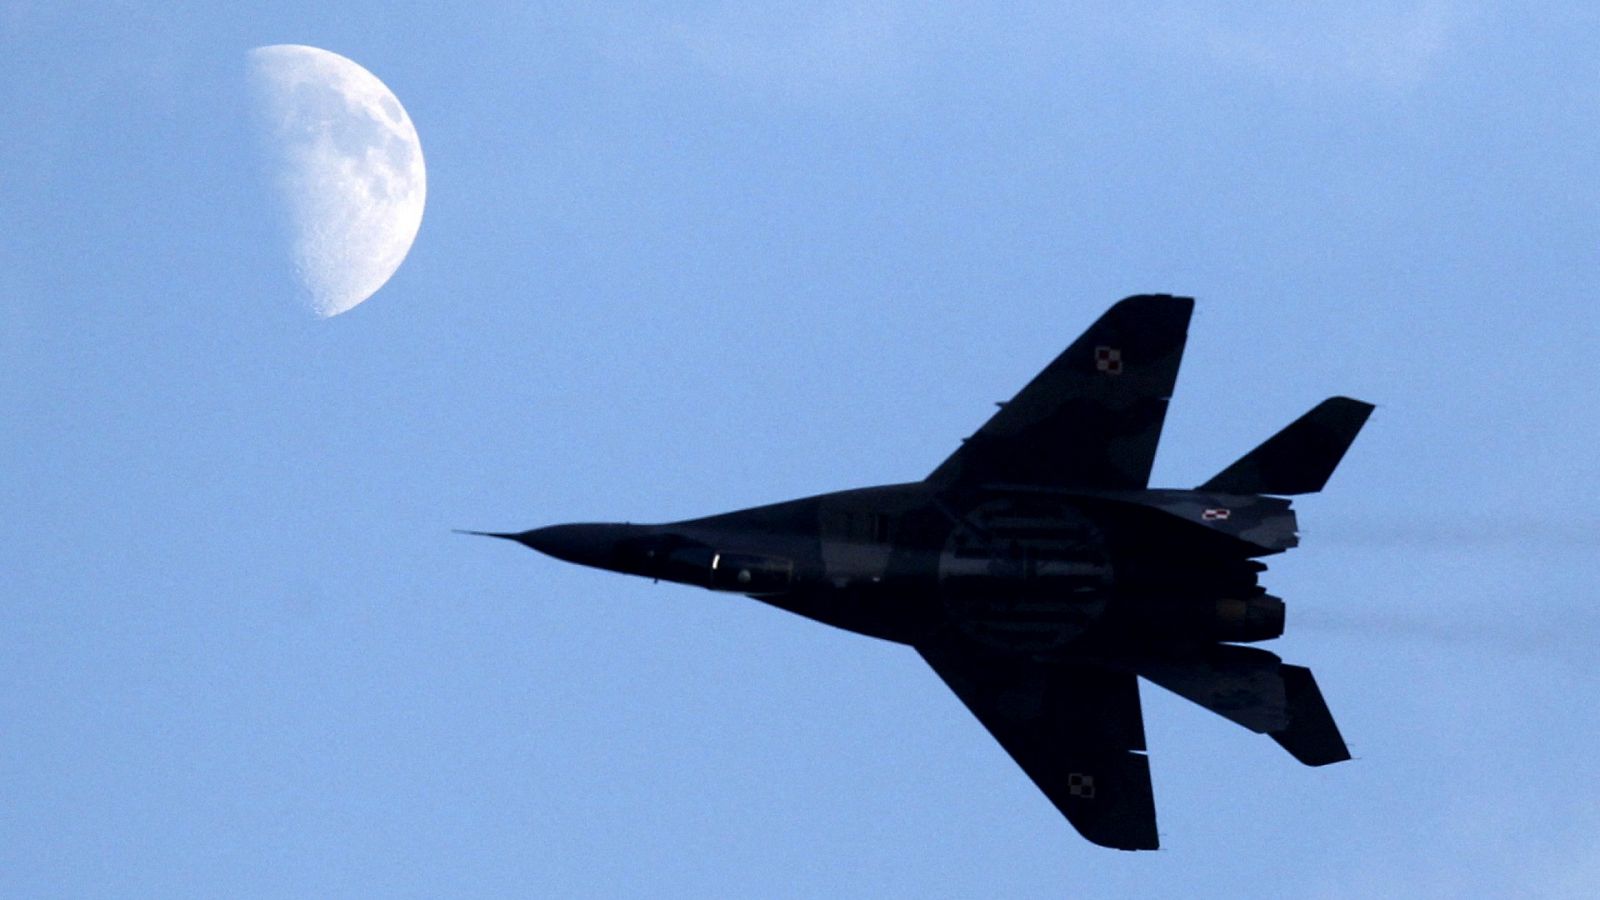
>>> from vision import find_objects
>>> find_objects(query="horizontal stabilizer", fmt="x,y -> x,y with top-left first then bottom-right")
1133,644 -> 1289,734
1129,645 -> 1350,767
1199,397 -> 1374,495
1270,665 -> 1351,767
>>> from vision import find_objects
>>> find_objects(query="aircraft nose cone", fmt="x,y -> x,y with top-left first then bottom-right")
511,523 -> 625,566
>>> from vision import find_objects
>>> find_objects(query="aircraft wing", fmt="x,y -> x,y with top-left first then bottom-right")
918,638 -> 1160,850
928,295 -> 1193,490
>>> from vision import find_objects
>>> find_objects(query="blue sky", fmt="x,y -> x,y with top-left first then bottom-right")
3,2 -> 1598,896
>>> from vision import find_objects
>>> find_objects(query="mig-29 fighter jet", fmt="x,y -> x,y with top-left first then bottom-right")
472,295 -> 1372,850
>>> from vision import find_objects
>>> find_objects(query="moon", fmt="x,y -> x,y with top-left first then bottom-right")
247,45 -> 426,318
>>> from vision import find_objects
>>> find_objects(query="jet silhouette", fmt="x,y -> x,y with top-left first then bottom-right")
474,295 -> 1372,850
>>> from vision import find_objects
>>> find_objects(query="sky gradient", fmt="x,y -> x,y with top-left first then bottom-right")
3,3 -> 1598,897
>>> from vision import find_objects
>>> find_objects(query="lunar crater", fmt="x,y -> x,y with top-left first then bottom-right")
248,44 -> 426,318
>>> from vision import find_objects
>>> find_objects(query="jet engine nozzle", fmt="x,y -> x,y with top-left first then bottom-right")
1119,592 -> 1285,644
1212,594 -> 1285,643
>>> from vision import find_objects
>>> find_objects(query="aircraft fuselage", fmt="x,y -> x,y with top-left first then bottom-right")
507,481 -> 1293,659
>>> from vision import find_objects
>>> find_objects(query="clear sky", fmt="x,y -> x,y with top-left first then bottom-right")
4,3 -> 1598,897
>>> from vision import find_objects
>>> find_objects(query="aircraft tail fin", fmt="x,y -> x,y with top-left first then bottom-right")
1198,397 -> 1373,495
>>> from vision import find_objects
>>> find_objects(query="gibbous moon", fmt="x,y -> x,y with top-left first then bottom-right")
248,45 -> 425,318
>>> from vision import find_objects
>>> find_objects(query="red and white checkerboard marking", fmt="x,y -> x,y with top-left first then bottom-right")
1094,346 -> 1123,374
1202,508 -> 1231,521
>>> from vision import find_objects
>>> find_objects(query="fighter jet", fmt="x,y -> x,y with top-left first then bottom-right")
474,295 -> 1372,850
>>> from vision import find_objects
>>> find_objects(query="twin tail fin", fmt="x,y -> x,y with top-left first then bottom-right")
1200,397 -> 1374,495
